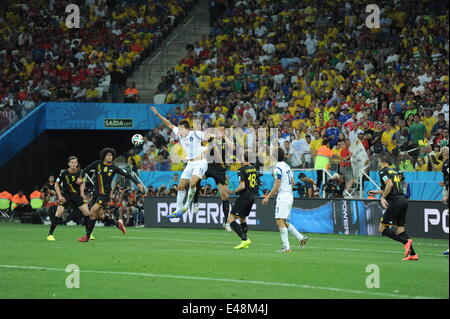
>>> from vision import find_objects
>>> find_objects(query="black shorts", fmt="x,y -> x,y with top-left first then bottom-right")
59,193 -> 85,208
205,164 -> 227,185
381,198 -> 408,226
230,196 -> 255,218
92,194 -> 110,208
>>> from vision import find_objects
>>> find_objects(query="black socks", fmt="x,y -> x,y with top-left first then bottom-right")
86,219 -> 97,238
222,200 -> 229,222
230,221 -> 247,241
382,228 -> 408,244
193,184 -> 200,204
398,231 -> 416,255
48,216 -> 62,235
241,222 -> 248,235
103,215 -> 119,228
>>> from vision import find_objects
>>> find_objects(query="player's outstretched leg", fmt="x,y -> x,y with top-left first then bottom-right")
192,183 -> 200,214
286,221 -> 308,248
182,175 -> 201,212
379,223 -> 412,258
276,219 -> 291,253
218,184 -> 231,231
102,214 -> 126,234
167,179 -> 189,218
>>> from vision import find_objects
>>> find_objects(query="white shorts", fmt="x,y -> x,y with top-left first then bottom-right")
275,193 -> 294,219
180,159 -> 208,181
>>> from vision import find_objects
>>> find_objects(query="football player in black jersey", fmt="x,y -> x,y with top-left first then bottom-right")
76,148 -> 144,242
192,124 -> 234,230
368,154 -> 418,260
47,156 -> 91,241
227,151 -> 259,249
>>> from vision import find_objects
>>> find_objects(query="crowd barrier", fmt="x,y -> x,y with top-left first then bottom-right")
144,197 -> 448,239
140,170 -> 445,201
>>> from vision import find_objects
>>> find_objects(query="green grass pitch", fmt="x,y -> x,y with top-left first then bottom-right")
0,222 -> 448,299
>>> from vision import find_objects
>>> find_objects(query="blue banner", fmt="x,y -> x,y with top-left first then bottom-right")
364,171 -> 443,201
139,170 -> 318,197
45,102 -> 179,130
288,199 -> 383,236
0,103 -> 181,168
139,170 -> 441,201
0,104 -> 46,167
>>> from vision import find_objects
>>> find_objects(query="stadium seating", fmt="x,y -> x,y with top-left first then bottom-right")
0,0 -> 195,132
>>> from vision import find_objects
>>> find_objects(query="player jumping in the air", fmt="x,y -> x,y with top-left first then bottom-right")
227,151 -> 258,249
47,156 -> 93,241
77,148 -> 144,242
151,107 -> 215,218
262,148 -> 308,253
440,146 -> 448,256
192,123 -> 234,231
368,154 -> 418,260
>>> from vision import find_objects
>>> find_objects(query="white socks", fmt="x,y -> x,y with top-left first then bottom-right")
288,224 -> 304,240
176,190 -> 186,211
183,187 -> 196,210
279,227 -> 290,250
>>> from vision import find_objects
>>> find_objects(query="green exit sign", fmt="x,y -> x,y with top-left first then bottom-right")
104,118 -> 133,128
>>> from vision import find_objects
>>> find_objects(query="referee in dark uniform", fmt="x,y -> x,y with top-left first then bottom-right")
369,154 -> 418,260
227,151 -> 259,249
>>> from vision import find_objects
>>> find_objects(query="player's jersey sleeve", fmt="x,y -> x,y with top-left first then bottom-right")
56,170 -> 65,184
379,168 -> 391,188
172,126 -> 179,139
193,130 -> 205,140
273,164 -> 283,180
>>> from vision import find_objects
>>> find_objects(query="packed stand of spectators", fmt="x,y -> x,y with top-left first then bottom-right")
0,0 -> 195,132
151,0 -> 448,187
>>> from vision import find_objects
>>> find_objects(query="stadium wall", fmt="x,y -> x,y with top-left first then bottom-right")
144,197 -> 448,239
0,102 -> 179,193
0,102 -> 180,168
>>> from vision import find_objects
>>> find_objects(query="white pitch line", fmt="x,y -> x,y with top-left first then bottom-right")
108,236 -> 446,257
0,264 -> 439,299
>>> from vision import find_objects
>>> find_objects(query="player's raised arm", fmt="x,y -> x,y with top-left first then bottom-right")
151,106 -> 175,130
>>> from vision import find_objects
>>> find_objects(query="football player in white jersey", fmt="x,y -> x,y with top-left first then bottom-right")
262,148 -> 308,252
151,107 -> 215,218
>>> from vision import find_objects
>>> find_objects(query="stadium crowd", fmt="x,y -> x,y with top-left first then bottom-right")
0,0 -> 196,132
132,0 -> 449,187
1,0 -> 449,220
